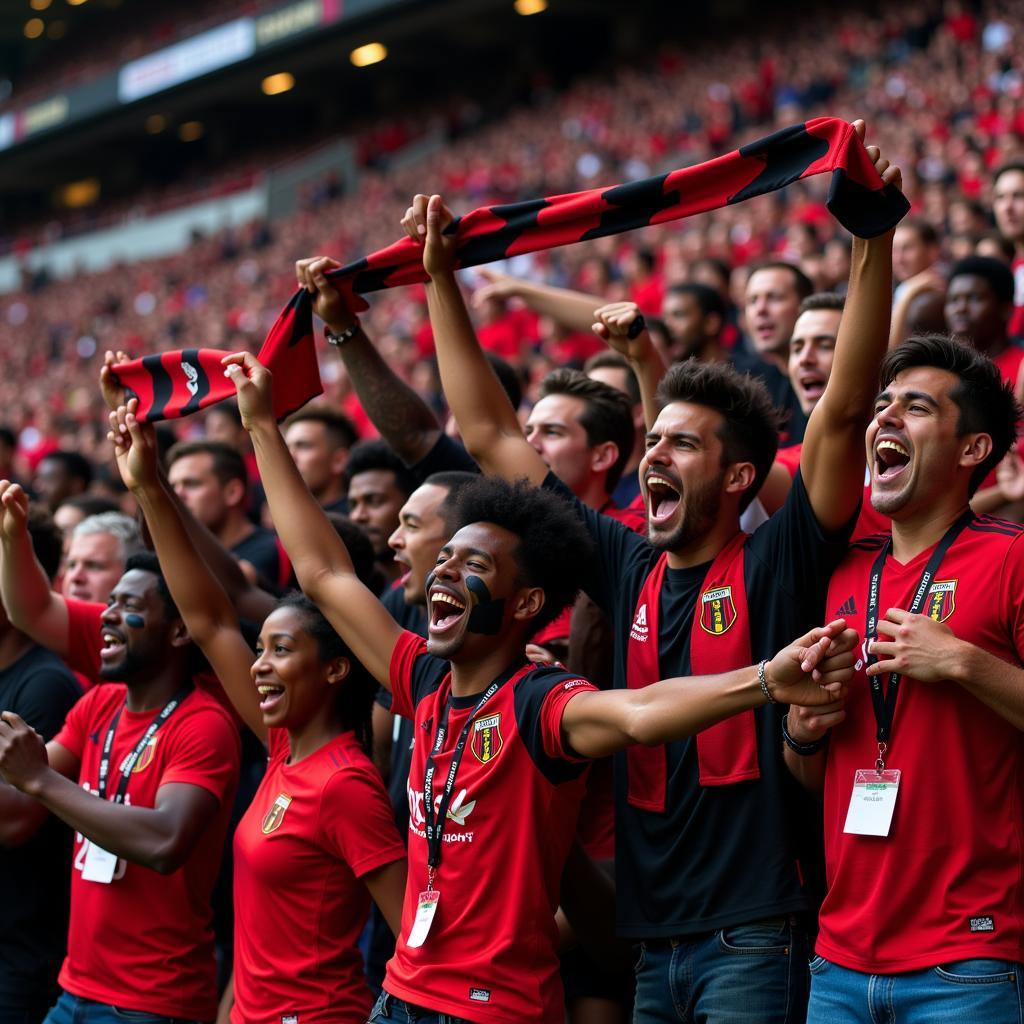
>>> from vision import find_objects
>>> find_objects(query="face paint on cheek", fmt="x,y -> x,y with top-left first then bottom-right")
123,614 -> 145,629
465,575 -> 505,635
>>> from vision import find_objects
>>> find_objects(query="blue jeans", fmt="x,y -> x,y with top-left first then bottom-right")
368,991 -> 473,1024
807,954 -> 1024,1023
632,915 -> 809,1023
42,991 -> 206,1024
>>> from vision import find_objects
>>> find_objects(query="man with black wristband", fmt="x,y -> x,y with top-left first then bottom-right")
0,502 -> 240,1024
787,336 -> 1024,1023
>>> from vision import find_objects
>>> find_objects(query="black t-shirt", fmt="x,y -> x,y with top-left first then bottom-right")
231,527 -> 294,594
408,434 -> 479,484
730,346 -> 807,446
545,470 -> 850,937
0,645 -> 82,1008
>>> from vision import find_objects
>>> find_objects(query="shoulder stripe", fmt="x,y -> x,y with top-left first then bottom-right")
967,521 -> 1024,539
973,514 -> 1024,533
850,532 -> 890,552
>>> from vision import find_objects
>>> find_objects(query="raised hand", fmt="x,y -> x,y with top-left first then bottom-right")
295,257 -> 358,334
107,399 -> 160,494
592,301 -> 653,360
99,349 -> 132,412
852,118 -> 903,202
472,267 -> 521,308
401,193 -> 458,277
0,480 -> 30,542
221,352 -> 275,430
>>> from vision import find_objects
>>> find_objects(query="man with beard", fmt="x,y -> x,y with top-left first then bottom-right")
219,348 -> 857,1024
0,495 -> 239,1022
408,119 -> 902,1023
787,335 -> 1024,1023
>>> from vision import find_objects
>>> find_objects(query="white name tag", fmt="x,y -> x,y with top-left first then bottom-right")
81,840 -> 119,883
406,889 -> 440,948
843,768 -> 901,837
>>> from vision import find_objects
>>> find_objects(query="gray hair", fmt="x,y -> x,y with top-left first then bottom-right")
71,512 -> 145,564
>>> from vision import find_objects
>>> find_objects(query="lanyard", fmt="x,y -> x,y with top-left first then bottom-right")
97,686 -> 191,804
864,510 -> 972,767
422,672 -> 512,889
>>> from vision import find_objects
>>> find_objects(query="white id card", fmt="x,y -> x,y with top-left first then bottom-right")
81,840 -> 119,883
843,768 -> 901,837
406,889 -> 440,948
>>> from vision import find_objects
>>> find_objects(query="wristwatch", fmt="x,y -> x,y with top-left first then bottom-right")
324,321 -> 360,346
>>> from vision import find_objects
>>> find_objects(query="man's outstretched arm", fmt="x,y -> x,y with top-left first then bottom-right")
801,120 -> 905,532
472,268 -> 607,335
295,257 -> 443,466
402,193 -> 548,485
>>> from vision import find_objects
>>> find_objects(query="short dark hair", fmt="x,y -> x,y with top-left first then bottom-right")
41,450 -> 92,487
27,507 -> 63,581
423,471 -> 479,513
898,217 -> 939,248
668,282 -> 728,320
446,476 -> 594,633
324,513 -> 378,587
57,494 -> 121,518
948,256 -> 1016,306
166,440 -> 248,487
343,440 -> 417,498
285,407 -> 359,451
205,401 -> 242,428
123,552 -> 179,621
276,592 -> 375,755
746,261 -> 814,301
798,292 -> 846,316
656,360 -> 782,512
880,334 -> 1022,495
539,368 -> 636,489
486,354 -> 523,411
994,161 -> 1024,185
584,351 -> 642,405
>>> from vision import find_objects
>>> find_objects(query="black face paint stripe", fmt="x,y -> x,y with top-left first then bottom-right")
465,575 -> 505,635
123,613 -> 145,628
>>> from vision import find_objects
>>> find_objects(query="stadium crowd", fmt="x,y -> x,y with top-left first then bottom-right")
0,2 -> 1023,1023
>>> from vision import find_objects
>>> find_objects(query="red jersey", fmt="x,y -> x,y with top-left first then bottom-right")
817,516 -> 1024,971
53,684 -> 240,1018
773,443 -> 889,541
385,631 -> 596,1023
232,729 -> 405,1023
1010,256 -> 1024,340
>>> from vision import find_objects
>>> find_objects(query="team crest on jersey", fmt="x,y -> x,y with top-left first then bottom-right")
471,713 -> 503,764
131,735 -> 158,774
261,793 -> 292,835
699,586 -> 737,635
926,579 -> 956,623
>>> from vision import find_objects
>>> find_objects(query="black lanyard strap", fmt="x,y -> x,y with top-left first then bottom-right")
97,686 -> 191,804
423,672 -> 516,883
865,510 -> 972,748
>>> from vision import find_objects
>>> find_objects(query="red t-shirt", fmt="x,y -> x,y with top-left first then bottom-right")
817,516 -> 1024,971
384,631 -> 595,1023
232,729 -> 405,1023
1010,256 -> 1024,340
773,443 -> 889,542
53,684 -> 240,1018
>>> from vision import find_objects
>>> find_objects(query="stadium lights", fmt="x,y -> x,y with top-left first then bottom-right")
66,0 -> 89,6
29,0 -> 52,11
59,178 -> 100,208
349,42 -> 387,68
23,18 -> 44,38
145,114 -> 167,134
261,72 -> 295,96
514,0 -> 548,14
178,120 -> 204,142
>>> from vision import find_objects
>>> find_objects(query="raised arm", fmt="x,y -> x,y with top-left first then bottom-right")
472,268 -> 607,334
801,121 -> 905,532
0,482 -> 70,656
295,257 -> 443,466
592,301 -> 667,431
562,620 -> 856,759
109,403 -> 266,741
402,194 -> 548,485
222,353 -> 403,688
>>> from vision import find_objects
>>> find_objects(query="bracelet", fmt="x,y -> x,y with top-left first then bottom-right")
782,714 -> 828,756
324,321 -> 360,346
757,659 -> 776,704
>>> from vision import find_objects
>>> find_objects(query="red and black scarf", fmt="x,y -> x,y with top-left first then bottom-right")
626,533 -> 757,812
114,117 -> 908,421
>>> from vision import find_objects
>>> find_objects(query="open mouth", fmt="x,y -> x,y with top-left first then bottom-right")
798,374 -> 826,402
874,438 -> 911,482
100,631 -> 126,661
257,684 -> 285,712
429,589 -> 467,634
646,473 -> 682,525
